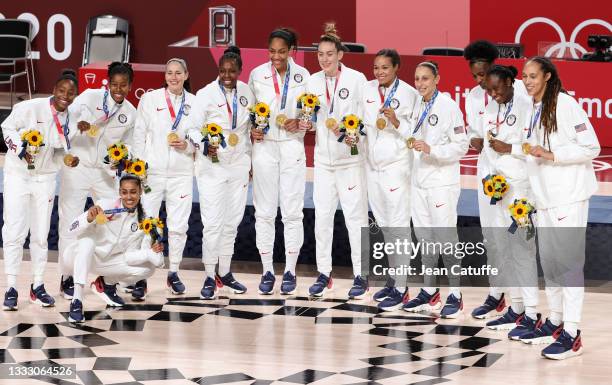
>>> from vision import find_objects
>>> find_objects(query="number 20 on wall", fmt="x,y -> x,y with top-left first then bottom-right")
0,12 -> 72,61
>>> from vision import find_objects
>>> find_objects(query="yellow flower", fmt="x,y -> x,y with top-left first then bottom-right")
493,175 -> 506,184
483,179 -> 495,197
140,218 -> 153,234
128,159 -> 147,177
22,130 -> 43,146
343,115 -> 359,130
510,202 -> 528,219
301,93 -> 319,108
254,102 -> 270,117
108,143 -> 127,162
206,123 -> 223,135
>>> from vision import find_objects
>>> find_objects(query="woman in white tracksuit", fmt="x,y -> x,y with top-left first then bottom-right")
305,24 -> 369,299
249,28 -> 310,295
59,62 -> 136,300
2,70 -> 79,311
186,46 -> 254,300
463,41 -> 528,318
132,58 -> 196,298
468,65 -> 539,338
62,175 -> 164,322
403,61 -> 469,318
361,49 -> 418,311
521,57 -> 599,360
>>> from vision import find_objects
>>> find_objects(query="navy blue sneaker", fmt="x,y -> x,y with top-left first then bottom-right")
440,293 -> 463,318
486,306 -> 523,330
471,293 -> 505,319
348,276 -> 368,300
121,285 -> 135,293
541,330 -> 583,360
403,289 -> 442,313
91,276 -> 125,307
60,275 -> 74,300
373,283 -> 395,303
167,272 -> 186,295
30,284 -> 55,307
68,299 -> 84,323
258,271 -> 276,295
200,277 -> 217,300
309,274 -> 332,297
378,288 -> 410,311
508,313 -> 542,340
3,287 -> 18,311
131,280 -> 147,301
280,271 -> 297,295
217,272 -> 247,294
520,318 -> 563,345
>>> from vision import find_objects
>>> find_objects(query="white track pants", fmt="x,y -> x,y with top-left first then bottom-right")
314,164 -> 368,277
140,174 -> 193,272
367,161 -> 411,287
412,184 -> 461,290
197,156 -> 250,267
536,200 -> 588,324
2,173 -> 55,283
252,139 -> 306,272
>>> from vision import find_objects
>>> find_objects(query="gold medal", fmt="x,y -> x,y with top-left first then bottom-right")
275,114 -> 288,127
167,132 -> 180,144
87,124 -> 99,138
406,137 -> 416,149
63,154 -> 74,167
487,130 -> 494,141
95,213 -> 108,225
325,118 -> 337,130
522,143 -> 531,155
376,117 -> 387,130
228,133 -> 239,147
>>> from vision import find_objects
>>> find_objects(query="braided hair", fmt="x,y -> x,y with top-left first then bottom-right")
526,57 -> 564,147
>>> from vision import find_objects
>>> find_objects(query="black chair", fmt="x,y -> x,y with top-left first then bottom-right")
342,42 -> 366,53
422,47 -> 464,56
82,15 -> 130,65
0,19 -> 35,93
0,35 -> 31,107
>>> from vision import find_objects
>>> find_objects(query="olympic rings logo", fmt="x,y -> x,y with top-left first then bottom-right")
514,17 -> 612,59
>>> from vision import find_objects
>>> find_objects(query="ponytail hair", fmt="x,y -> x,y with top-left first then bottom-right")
56,68 -> 78,88
526,56 -> 564,147
219,45 -> 243,71
319,22 -> 345,52
417,60 -> 439,76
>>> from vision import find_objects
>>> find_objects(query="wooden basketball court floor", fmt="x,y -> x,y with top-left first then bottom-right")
1,255 -> 611,385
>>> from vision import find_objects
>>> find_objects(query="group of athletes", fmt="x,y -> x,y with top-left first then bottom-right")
1,23 -> 599,361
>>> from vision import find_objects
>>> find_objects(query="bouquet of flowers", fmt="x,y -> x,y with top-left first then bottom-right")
126,158 -> 151,193
296,93 -> 320,123
482,174 -> 509,205
337,114 -> 365,155
201,123 -> 226,163
19,130 -> 44,170
104,142 -> 130,176
250,102 -> 271,134
508,198 -> 536,240
139,217 -> 164,244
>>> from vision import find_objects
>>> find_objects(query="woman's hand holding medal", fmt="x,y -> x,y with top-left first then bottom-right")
528,145 -> 554,161
87,205 -> 104,224
379,107 -> 400,129
412,140 -> 431,154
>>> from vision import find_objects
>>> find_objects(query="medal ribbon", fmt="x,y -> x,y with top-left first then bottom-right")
412,90 -> 439,135
527,103 -> 542,139
50,98 -> 70,151
325,65 -> 342,114
164,88 -> 186,132
271,62 -> 291,112
218,82 -> 238,131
